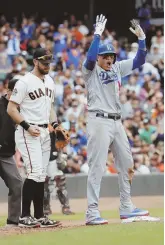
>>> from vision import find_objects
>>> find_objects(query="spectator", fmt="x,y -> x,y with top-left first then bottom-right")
139,118 -> 157,144
149,150 -> 164,173
124,75 -> 141,95
7,29 -> 20,63
66,40 -> 81,69
53,24 -> 68,57
151,29 -> 164,54
0,42 -> 12,79
27,39 -> 40,56
77,20 -> 89,36
0,14 -> 163,174
138,3 -> 151,33
40,18 -> 50,35
139,62 -> 160,81
134,154 -> 150,174
20,17 -> 35,43
128,42 -> 139,59
147,43 -> 163,64
65,98 -> 83,121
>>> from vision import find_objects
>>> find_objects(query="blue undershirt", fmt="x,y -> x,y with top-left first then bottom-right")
84,35 -> 147,71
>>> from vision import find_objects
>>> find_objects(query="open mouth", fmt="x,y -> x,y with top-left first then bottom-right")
107,61 -> 111,66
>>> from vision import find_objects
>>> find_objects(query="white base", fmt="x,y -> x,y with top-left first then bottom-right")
121,216 -> 161,223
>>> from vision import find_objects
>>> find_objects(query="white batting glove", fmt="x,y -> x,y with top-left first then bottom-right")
94,14 -> 107,36
129,19 -> 146,40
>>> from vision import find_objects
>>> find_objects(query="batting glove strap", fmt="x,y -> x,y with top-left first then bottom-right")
94,14 -> 107,36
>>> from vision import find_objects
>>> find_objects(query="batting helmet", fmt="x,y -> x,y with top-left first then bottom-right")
98,44 -> 116,63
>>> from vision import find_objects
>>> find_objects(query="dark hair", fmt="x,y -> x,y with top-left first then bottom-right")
8,78 -> 18,91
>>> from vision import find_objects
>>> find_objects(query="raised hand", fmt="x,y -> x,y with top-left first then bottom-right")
129,19 -> 146,40
94,14 -> 107,36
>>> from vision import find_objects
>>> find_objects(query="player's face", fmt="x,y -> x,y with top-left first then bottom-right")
98,54 -> 115,71
37,61 -> 51,75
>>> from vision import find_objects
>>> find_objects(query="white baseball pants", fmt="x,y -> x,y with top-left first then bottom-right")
15,125 -> 50,182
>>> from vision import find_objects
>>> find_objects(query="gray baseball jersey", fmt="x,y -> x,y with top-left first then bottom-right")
82,59 -> 133,114
82,60 -> 135,222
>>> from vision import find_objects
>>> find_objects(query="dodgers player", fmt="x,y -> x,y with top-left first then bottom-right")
7,48 -> 61,228
82,15 -> 149,225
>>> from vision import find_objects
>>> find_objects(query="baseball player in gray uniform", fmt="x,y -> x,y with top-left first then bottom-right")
44,131 -> 74,216
7,48 -> 61,228
82,15 -> 149,225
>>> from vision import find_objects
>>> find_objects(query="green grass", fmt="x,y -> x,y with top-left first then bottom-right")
0,208 -> 163,245
51,208 -> 164,221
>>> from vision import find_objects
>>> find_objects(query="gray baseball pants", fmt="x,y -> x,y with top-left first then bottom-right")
86,113 -> 135,222
0,156 -> 22,224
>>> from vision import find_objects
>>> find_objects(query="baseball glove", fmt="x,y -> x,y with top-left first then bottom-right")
55,125 -> 70,149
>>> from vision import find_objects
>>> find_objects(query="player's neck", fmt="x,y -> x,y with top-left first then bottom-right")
31,68 -> 45,81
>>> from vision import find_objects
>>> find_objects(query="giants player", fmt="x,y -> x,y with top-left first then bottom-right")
7,48 -> 61,228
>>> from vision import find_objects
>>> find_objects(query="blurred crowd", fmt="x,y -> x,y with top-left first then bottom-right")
0,13 -> 164,175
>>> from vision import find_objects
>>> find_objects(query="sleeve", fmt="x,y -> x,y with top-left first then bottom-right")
82,59 -> 96,81
132,40 -> 147,70
118,39 -> 147,78
10,80 -> 27,105
83,34 -> 100,71
118,59 -> 134,78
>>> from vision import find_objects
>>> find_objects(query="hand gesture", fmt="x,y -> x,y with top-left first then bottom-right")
129,19 -> 146,40
94,14 -> 107,36
27,125 -> 40,137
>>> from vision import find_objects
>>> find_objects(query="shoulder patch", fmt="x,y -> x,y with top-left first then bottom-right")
12,88 -> 18,96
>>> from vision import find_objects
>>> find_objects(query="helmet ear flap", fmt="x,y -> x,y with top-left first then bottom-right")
113,54 -> 116,64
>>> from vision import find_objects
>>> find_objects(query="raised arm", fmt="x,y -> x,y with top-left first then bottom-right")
130,19 -> 147,70
84,15 -> 107,71
119,19 -> 147,77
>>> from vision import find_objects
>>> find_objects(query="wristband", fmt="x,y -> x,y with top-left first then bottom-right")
20,120 -> 30,131
51,122 -> 59,129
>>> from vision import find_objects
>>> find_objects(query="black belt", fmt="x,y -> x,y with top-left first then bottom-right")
96,113 -> 121,121
30,123 -> 48,128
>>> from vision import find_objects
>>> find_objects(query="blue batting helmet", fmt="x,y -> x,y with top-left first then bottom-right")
98,44 -> 116,63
